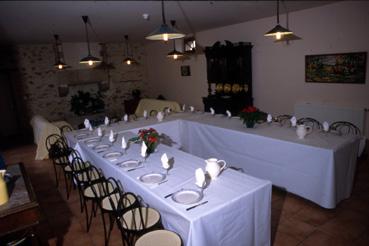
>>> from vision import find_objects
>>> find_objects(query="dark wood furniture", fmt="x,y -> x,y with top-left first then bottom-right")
202,41 -> 253,115
0,163 -> 40,241
124,98 -> 141,115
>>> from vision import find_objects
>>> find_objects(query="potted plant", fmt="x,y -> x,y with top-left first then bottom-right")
239,106 -> 267,128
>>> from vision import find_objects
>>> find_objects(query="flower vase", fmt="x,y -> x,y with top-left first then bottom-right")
146,141 -> 158,154
245,121 -> 255,128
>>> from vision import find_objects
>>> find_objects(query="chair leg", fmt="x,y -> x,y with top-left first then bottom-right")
63,172 -> 70,199
52,163 -> 59,188
101,211 -> 110,246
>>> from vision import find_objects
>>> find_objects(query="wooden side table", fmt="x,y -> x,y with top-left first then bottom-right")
0,163 -> 40,242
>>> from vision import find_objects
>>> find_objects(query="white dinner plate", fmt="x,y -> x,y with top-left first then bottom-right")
215,114 -> 225,117
172,189 -> 203,205
117,160 -> 141,169
84,137 -> 101,147
232,116 -> 240,119
75,133 -> 89,140
103,151 -> 123,160
93,144 -> 111,150
139,172 -> 166,184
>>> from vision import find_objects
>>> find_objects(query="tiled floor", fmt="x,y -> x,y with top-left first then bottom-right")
3,144 -> 369,245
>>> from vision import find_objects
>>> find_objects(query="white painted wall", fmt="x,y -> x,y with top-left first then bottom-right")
145,1 -> 369,138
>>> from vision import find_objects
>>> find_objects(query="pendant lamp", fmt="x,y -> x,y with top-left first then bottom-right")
53,34 -> 68,70
146,0 -> 185,41
264,0 -> 293,40
167,20 -> 184,60
123,35 -> 136,65
80,16 -> 101,66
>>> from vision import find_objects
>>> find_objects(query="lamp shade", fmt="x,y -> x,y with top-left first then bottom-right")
123,57 -> 136,65
146,23 -> 185,41
54,61 -> 68,70
80,54 -> 101,65
264,24 -> 293,37
167,49 -> 184,60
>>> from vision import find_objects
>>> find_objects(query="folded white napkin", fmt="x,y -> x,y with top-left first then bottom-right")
109,130 -> 115,142
210,107 -> 215,115
323,121 -> 329,132
182,104 -> 186,111
104,116 -> 109,126
97,127 -> 103,137
195,168 -> 206,188
141,141 -> 147,158
290,116 -> 297,127
84,119 -> 90,129
190,106 -> 195,112
123,114 -> 128,122
121,136 -> 127,149
143,110 -> 148,119
88,125 -> 93,131
226,110 -> 232,118
157,111 -> 164,122
161,153 -> 170,169
267,114 -> 273,123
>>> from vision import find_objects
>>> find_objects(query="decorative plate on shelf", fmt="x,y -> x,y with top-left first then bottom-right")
244,84 -> 249,93
223,83 -> 231,93
232,84 -> 241,93
215,83 -> 223,93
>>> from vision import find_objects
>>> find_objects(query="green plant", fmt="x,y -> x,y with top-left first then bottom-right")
239,106 -> 267,127
129,128 -> 159,154
70,90 -> 105,116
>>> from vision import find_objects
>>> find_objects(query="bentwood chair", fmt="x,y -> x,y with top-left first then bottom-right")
275,115 -> 292,126
116,197 -> 162,246
100,178 -> 140,246
135,230 -> 182,246
70,157 -> 101,216
60,125 -> 73,139
149,110 -> 158,117
297,117 -> 323,130
330,121 -> 361,136
46,135 -> 70,188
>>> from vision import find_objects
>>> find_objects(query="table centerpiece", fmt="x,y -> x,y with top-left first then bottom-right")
130,128 -> 159,154
239,106 -> 267,128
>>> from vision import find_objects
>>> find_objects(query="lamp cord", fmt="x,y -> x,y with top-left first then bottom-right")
161,0 -> 166,24
277,0 -> 280,24
83,16 -> 92,56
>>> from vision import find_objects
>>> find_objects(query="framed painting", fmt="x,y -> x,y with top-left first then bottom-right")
181,65 -> 191,76
305,52 -> 367,83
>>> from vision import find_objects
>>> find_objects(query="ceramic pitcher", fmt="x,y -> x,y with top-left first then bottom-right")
0,170 -> 9,205
296,124 -> 312,139
205,158 -> 227,180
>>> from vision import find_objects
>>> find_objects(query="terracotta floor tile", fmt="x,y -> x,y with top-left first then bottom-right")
276,216 -> 316,241
300,230 -> 352,246
292,204 -> 337,227
318,212 -> 368,241
272,230 -> 301,246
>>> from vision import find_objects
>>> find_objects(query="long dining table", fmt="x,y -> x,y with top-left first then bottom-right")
73,131 -> 272,246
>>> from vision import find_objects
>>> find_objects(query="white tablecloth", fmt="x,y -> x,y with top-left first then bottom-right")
75,131 -> 271,246
65,112 -> 360,208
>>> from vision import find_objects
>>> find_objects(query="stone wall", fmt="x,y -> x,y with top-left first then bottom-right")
15,42 -> 151,122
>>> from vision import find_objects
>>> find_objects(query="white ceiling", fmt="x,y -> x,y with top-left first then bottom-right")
0,1 -> 335,44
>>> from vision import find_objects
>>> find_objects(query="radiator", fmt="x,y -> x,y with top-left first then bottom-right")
294,102 -> 366,133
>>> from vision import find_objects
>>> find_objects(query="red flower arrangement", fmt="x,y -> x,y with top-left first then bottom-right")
130,128 -> 159,153
239,106 -> 267,128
